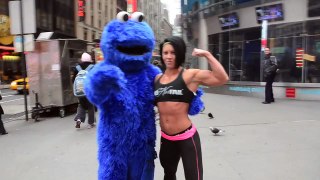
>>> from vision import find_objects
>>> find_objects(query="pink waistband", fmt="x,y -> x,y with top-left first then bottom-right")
161,124 -> 197,141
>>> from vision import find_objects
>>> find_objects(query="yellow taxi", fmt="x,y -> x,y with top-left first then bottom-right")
10,77 -> 29,94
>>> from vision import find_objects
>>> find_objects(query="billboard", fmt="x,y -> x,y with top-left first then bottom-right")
218,12 -> 240,30
78,0 -> 85,22
256,3 -> 284,24
9,0 -> 36,34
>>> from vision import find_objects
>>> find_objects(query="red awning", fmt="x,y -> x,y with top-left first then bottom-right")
0,46 -> 15,51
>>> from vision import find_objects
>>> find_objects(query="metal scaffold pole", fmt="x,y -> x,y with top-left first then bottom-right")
19,0 -> 28,121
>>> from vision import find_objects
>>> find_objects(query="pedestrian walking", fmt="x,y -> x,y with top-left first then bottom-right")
152,59 -> 165,72
154,36 -> 228,180
72,52 -> 95,128
0,93 -> 8,135
262,47 -> 278,104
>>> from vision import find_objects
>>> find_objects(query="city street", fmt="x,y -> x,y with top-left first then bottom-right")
0,92 -> 320,180
1,88 -> 30,121
1,89 -> 26,107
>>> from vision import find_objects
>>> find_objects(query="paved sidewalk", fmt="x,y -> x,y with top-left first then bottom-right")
0,93 -> 319,180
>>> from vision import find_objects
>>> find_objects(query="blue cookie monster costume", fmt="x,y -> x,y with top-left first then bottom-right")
84,11 -> 204,180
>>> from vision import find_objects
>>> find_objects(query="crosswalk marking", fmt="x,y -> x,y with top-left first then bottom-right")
0,97 -> 24,104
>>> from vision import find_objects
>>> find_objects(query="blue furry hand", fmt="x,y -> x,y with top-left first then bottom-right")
84,62 -> 127,105
188,88 -> 204,115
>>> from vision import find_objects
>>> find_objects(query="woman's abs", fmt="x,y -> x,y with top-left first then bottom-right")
160,116 -> 192,135
157,101 -> 191,135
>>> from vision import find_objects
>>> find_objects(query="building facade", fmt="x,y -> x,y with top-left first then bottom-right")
0,0 -> 126,83
173,14 -> 183,37
182,0 -> 320,100
1,0 -> 78,82
137,0 -> 173,54
76,0 -> 119,42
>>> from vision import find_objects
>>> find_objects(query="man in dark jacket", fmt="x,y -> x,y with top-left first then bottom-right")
0,93 -> 8,135
72,52 -> 95,128
262,48 -> 278,104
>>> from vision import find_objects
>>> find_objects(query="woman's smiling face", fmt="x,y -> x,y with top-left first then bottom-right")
162,43 -> 176,69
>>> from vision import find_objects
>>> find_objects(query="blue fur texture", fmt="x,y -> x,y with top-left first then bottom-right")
100,20 -> 155,72
84,18 -> 160,180
188,88 -> 204,115
84,16 -> 204,180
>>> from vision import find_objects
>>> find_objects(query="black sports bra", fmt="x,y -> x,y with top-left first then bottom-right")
154,69 -> 195,104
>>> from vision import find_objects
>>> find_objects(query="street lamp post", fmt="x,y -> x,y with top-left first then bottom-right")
9,0 -> 36,121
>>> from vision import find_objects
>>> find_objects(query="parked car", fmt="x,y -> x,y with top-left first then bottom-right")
10,77 -> 29,94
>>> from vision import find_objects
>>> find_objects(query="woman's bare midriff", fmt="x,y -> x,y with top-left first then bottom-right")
157,101 -> 192,135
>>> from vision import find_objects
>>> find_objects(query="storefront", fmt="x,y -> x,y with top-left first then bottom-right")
0,10 -> 22,83
208,20 -> 320,84
0,48 -> 22,83
183,0 -> 320,100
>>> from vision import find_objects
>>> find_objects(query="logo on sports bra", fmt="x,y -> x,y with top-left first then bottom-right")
154,86 -> 183,97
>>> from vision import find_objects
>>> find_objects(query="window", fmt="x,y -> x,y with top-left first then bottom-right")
308,0 -> 320,17
91,14 -> 94,26
92,31 -> 95,41
83,28 -> 88,40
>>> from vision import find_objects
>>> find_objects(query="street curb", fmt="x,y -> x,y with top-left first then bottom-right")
0,84 -> 10,89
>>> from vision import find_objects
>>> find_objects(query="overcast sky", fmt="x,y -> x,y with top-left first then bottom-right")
161,0 -> 181,24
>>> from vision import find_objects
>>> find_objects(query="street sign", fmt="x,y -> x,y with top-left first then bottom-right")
9,0 -> 36,35
14,34 -> 34,52
37,32 -> 54,40
303,54 -> 316,62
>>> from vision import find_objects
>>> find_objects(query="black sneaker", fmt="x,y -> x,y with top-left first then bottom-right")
262,101 -> 271,104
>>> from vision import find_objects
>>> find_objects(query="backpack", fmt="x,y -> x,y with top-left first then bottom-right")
73,64 -> 94,97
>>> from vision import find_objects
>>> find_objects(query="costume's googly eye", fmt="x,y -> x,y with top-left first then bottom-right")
131,12 -> 144,22
117,11 -> 129,22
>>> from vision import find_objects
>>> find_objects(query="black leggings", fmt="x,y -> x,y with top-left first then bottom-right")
0,115 -> 7,133
159,131 -> 203,180
265,73 -> 276,102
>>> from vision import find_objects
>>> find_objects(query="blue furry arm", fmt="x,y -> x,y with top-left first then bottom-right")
188,88 -> 205,115
84,62 -> 127,106
149,64 -> 162,80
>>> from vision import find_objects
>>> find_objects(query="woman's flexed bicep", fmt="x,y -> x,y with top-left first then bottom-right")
192,48 -> 229,86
